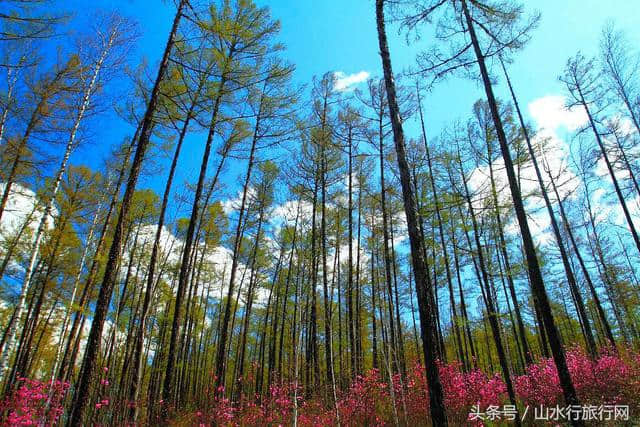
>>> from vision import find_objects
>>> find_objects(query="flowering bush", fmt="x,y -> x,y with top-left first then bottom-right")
0,378 -> 69,426
12,347 -> 638,426
196,386 -> 236,426
404,361 -> 507,424
515,347 -> 640,410
177,350 -> 640,425
336,369 -> 392,426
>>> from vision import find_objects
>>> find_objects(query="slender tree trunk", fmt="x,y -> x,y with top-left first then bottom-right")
389,214 -> 407,377
278,205 -> 300,377
375,1 -> 447,423
448,211 -> 478,368
48,197 -> 100,391
355,164 -> 364,375
459,145 -> 521,425
213,88 -> 263,394
68,4 -> 185,424
461,0 -> 583,419
376,113 -> 398,369
235,206 -> 265,398
165,68 -> 232,409
416,89 -> 465,370
575,79 -> 640,255
485,136 -> 533,365
500,58 -> 597,358
128,71 -> 206,422
319,128 -> 339,418
58,132 -> 137,382
371,229 -> 379,371
346,129 -> 356,380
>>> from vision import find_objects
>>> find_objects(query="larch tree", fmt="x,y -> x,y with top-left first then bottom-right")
375,0 -> 448,424
561,53 -> 640,257
401,0 -> 583,420
67,1 -> 187,424
0,12 -> 132,384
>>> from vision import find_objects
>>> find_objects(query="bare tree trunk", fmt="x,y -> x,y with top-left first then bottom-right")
68,3 -> 185,424
461,1 -> 582,420
278,205 -> 300,377
416,88 -> 466,370
346,129 -> 356,380
376,113 -> 398,370
128,71 -> 205,422
375,1 -> 447,424
458,143 -> 521,425
214,89 -> 263,394
500,58 -> 597,358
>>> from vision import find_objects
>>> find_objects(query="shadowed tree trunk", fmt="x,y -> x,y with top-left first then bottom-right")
128,69 -> 208,422
375,0 -> 447,424
499,58 -> 597,358
68,3 -> 186,424
461,0 -> 583,420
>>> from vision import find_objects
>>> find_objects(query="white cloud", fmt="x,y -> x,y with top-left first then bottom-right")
0,183 -> 59,276
333,71 -> 369,92
0,182 -> 57,239
270,199 -> 313,228
528,95 -> 587,135
222,186 -> 257,216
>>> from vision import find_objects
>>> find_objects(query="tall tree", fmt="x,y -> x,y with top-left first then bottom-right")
375,1 -> 447,424
401,0 -> 583,417
0,13 -> 130,381
498,61 -> 597,357
561,53 -> 640,256
67,2 -> 186,424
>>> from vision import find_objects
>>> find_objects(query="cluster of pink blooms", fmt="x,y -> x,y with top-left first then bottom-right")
0,378 -> 69,426
515,347 -> 640,409
187,348 -> 639,425
191,384 -> 235,425
95,366 -> 111,411
402,361 -> 507,424
7,348 -> 639,425
334,369 -> 393,425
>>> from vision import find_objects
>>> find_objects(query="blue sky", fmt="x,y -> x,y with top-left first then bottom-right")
60,0 -> 640,217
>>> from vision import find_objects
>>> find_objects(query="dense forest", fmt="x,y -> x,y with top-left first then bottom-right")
0,0 -> 639,425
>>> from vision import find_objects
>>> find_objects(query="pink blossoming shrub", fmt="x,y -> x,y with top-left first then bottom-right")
197,387 -> 236,426
404,363 -> 430,423
0,378 -> 69,426
174,349 -> 640,425
439,361 -> 507,423
515,347 -> 640,410
336,369 -> 392,426
296,400 -> 337,427
233,383 -> 298,426
256,383 -> 297,425
404,361 -> 507,424
514,357 -> 563,407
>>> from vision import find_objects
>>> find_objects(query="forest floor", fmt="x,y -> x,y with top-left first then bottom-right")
6,346 -> 631,426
